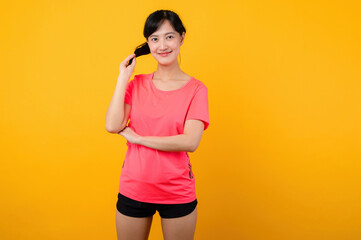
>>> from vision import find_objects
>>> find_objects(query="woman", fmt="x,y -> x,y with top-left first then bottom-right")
105,9 -> 209,240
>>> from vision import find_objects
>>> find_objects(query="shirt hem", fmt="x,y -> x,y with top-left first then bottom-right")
118,189 -> 197,204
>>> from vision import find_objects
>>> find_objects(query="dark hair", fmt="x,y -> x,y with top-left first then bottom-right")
127,10 -> 186,66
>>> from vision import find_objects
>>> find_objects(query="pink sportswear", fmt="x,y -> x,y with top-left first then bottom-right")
118,72 -> 209,204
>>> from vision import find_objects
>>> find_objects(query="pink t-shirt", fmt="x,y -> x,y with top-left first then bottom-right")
118,72 -> 209,204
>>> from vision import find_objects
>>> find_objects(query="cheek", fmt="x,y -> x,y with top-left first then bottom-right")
172,44 -> 182,54
147,43 -> 155,52
148,45 -> 155,53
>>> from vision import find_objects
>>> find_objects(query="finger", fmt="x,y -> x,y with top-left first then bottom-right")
126,58 -> 134,68
121,53 -> 136,65
126,56 -> 136,68
127,58 -> 135,68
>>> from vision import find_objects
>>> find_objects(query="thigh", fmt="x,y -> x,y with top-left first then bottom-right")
116,209 -> 153,240
115,193 -> 156,240
161,207 -> 197,240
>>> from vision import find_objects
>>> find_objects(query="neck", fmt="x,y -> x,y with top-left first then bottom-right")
154,61 -> 183,81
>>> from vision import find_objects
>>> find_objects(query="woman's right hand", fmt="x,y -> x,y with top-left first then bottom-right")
118,53 -> 136,81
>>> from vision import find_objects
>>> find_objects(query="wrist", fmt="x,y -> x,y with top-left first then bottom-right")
116,78 -> 128,86
117,75 -> 129,84
136,135 -> 145,145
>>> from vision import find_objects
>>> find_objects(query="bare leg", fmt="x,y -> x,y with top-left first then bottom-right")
116,209 -> 153,240
161,207 -> 197,240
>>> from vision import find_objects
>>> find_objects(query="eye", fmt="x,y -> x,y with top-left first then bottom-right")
150,36 -> 173,41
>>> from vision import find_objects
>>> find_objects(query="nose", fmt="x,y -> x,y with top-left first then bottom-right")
159,39 -> 167,51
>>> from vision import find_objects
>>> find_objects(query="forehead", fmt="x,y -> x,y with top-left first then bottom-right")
150,20 -> 177,37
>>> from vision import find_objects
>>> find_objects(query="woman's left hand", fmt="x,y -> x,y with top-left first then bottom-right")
118,126 -> 142,145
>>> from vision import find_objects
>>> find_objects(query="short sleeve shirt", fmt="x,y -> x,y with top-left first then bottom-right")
118,72 -> 209,204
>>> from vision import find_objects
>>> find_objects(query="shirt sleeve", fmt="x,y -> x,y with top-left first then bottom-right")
185,85 -> 210,131
124,78 -> 135,106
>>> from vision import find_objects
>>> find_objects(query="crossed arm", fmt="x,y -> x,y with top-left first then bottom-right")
118,119 -> 205,152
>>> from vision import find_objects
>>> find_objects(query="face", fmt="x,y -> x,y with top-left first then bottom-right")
147,20 -> 185,66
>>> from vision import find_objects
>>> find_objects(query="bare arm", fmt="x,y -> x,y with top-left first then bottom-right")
139,134 -> 192,152
105,77 -> 129,133
128,119 -> 205,152
105,53 -> 136,133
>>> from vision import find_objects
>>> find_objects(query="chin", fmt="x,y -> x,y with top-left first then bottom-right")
158,58 -> 177,65
158,62 -> 172,66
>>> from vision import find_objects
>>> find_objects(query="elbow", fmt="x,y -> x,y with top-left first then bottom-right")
188,142 -> 199,153
105,126 -> 118,134
185,134 -> 201,152
105,123 -> 126,134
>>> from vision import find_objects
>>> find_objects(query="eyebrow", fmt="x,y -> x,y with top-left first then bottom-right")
149,32 -> 176,38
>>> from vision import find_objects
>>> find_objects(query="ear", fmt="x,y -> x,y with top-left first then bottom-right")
180,32 -> 185,46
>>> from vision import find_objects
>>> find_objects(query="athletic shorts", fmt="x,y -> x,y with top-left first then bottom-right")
116,192 -> 198,219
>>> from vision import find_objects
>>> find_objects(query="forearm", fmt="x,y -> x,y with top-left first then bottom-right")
138,134 -> 193,152
105,76 -> 128,132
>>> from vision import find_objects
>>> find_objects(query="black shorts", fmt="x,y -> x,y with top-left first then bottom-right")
116,193 -> 198,219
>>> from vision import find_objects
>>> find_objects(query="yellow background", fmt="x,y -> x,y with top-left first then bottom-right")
1,0 -> 360,239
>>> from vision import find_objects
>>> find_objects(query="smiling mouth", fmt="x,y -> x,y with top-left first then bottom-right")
158,51 -> 172,55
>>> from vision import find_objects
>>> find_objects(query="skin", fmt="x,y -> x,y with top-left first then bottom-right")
116,19 -> 204,240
